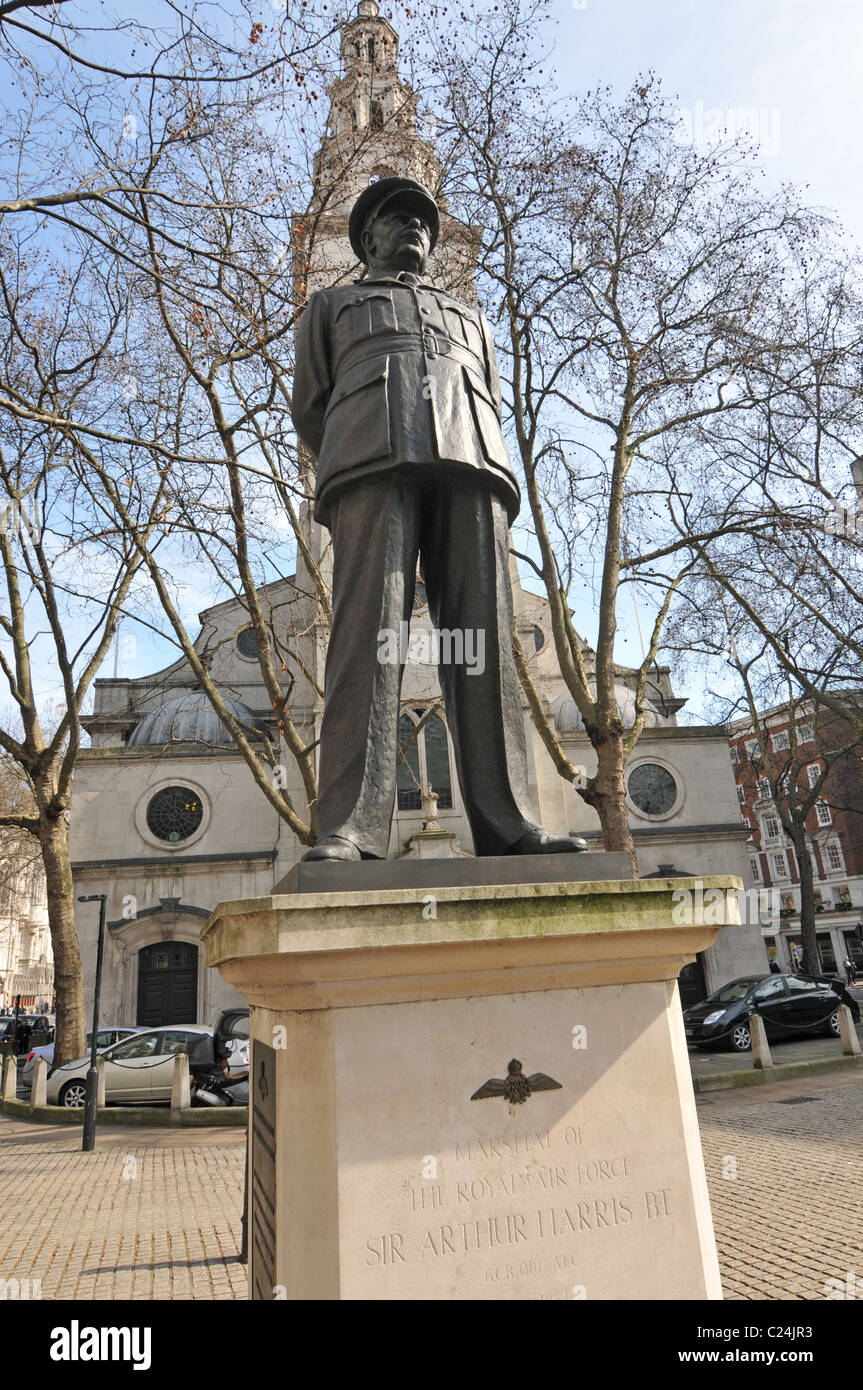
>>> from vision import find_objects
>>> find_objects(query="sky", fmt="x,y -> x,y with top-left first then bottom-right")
552,0 -> 863,245
529,0 -> 863,712
71,0 -> 863,717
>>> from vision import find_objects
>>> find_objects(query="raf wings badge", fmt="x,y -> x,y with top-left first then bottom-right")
471,1058 -> 562,1106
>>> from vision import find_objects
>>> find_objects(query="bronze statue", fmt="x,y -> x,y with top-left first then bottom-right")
292,176 -> 587,861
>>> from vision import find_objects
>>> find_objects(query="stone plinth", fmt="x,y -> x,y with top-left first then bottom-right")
204,871 -> 735,1301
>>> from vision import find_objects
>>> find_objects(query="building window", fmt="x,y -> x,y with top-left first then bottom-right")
146,786 -> 204,843
815,801 -> 832,827
770,851 -> 788,880
729,745 -> 739,765
236,626 -> 260,660
762,815 -> 781,842
825,839 -> 844,872
797,723 -> 814,743
806,762 -> 821,788
737,784 -> 747,806
367,36 -> 375,61
835,884 -> 852,907
533,625 -> 545,652
749,857 -> 762,882
745,739 -> 760,760
772,730 -> 790,750
756,776 -> 771,801
413,578 -> 428,612
626,762 -> 679,817
397,710 -> 453,811
370,99 -> 384,129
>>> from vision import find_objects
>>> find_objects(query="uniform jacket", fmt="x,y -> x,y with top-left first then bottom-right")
291,270 -> 521,527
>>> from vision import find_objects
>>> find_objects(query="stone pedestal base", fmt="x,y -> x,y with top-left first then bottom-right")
204,872 -> 734,1301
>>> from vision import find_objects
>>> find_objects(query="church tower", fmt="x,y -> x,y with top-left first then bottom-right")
294,0 -> 474,303
313,0 -> 441,213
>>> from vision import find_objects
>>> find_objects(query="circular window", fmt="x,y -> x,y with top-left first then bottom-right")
236,626 -> 259,660
146,786 -> 204,843
627,763 -> 678,817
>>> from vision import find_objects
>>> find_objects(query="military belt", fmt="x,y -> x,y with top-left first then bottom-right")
338,333 -> 488,379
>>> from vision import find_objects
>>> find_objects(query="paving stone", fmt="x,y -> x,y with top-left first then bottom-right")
2,1070 -> 861,1300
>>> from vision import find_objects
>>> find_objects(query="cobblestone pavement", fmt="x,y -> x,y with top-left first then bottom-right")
2,1072 -> 862,1300
698,1070 -> 863,1300
0,1115 -> 248,1300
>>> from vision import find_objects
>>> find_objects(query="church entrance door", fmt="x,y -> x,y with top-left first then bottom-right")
137,941 -> 198,1026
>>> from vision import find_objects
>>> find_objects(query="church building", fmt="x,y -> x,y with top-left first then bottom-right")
69,1 -> 766,1029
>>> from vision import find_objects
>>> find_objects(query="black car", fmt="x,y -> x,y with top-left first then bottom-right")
682,973 -> 860,1052
0,1013 -> 53,1057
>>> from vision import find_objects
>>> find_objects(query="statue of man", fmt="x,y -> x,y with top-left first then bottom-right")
292,176 -> 585,862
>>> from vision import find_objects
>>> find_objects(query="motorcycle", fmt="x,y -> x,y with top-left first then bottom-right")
192,1065 -> 249,1107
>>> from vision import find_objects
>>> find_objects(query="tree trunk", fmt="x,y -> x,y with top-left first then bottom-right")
792,829 -> 819,976
38,813 -> 86,1066
588,730 -> 639,878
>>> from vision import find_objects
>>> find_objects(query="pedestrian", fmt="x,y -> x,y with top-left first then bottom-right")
15,1017 -> 31,1057
769,959 -> 781,974
843,955 -> 857,986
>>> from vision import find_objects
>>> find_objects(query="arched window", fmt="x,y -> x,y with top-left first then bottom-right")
370,99 -> 384,131
397,710 -> 453,811
367,36 -> 375,62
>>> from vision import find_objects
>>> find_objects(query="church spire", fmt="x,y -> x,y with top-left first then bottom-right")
313,1 -> 441,213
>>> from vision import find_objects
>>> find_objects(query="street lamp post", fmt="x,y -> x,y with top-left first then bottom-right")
77,893 -> 107,1152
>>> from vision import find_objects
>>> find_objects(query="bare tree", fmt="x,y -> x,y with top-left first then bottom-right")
424,0 -> 839,872
0,233 -> 172,1063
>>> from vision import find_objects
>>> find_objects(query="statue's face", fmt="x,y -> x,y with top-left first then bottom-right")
363,205 -> 432,274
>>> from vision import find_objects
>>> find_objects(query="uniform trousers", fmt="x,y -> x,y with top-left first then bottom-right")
314,472 -> 541,857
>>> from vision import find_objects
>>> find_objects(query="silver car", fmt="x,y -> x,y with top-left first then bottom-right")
20,1026 -> 145,1094
46,1025 -> 238,1107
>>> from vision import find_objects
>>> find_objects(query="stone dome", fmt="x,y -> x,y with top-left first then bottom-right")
553,685 -> 669,733
128,691 -> 269,747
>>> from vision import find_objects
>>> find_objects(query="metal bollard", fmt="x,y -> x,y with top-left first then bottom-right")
31,1055 -> 48,1107
838,1004 -> 862,1057
2,1055 -> 17,1100
170,1052 -> 190,1121
749,1012 -> 774,1070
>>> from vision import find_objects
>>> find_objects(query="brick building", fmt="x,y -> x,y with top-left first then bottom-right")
728,698 -> 863,976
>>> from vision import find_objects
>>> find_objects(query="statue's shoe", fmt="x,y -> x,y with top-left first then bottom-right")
301,835 -> 362,862
506,828 -> 588,855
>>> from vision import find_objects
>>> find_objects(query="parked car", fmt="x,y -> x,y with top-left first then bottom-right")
46,1025 -> 203,1107
45,1023 -> 249,1107
19,1026 -> 146,1094
0,1013 -> 53,1058
683,973 -> 861,1052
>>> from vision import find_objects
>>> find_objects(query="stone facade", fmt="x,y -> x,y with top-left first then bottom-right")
69,0 -> 767,1026
0,858 -> 52,1010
